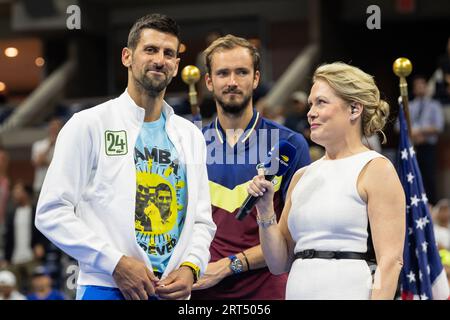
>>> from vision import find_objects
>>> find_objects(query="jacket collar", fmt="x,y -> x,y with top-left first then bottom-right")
119,89 -> 175,126
214,109 -> 260,144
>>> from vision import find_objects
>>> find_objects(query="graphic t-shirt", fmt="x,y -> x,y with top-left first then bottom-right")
134,114 -> 187,275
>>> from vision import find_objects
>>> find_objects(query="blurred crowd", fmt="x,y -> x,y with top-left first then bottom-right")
0,118 -> 74,300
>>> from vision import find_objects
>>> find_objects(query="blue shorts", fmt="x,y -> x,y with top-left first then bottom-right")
76,285 -> 159,300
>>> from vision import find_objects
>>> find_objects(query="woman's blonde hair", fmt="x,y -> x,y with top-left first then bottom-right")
313,62 -> 389,143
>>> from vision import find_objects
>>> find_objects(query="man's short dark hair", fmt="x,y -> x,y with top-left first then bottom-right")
412,74 -> 427,82
127,13 -> 180,50
14,181 -> 33,198
32,265 -> 50,278
155,183 -> 171,196
24,184 -> 33,197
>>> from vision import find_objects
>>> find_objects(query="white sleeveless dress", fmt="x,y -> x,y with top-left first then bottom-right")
286,150 -> 385,300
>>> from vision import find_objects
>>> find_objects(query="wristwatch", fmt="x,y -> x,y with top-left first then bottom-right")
228,255 -> 244,274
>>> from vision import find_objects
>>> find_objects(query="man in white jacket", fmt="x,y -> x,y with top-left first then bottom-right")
35,13 -> 216,300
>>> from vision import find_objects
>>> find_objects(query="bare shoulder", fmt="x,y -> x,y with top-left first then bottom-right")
363,157 -> 397,179
286,166 -> 309,197
360,157 -> 402,194
291,166 -> 309,185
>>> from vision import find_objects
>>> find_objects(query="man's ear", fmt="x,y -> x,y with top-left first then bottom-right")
122,47 -> 132,68
205,73 -> 213,92
253,70 -> 260,90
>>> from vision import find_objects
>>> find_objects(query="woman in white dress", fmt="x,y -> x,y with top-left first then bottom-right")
248,62 -> 406,299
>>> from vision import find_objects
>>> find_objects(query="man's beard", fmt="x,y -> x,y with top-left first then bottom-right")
135,69 -> 173,97
159,206 -> 170,220
214,91 -> 252,116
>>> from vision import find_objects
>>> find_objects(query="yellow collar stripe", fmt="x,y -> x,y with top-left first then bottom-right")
214,112 -> 260,145
241,112 -> 259,143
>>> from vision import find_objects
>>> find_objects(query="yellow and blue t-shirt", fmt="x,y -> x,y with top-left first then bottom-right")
133,114 -> 187,275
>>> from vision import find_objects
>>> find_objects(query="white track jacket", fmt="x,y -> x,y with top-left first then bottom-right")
35,90 -> 216,288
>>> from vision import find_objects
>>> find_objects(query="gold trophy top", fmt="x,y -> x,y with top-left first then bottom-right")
181,65 -> 201,85
393,58 -> 412,78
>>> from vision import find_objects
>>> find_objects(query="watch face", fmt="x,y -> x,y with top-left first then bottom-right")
231,258 -> 244,273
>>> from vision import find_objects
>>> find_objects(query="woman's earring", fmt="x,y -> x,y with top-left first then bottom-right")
350,105 -> 358,120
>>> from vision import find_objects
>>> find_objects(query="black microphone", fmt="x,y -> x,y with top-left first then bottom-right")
235,140 -> 297,221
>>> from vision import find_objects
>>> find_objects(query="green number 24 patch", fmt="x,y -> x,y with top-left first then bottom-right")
105,130 -> 128,156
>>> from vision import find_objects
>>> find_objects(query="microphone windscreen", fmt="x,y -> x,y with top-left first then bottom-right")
263,140 -> 297,176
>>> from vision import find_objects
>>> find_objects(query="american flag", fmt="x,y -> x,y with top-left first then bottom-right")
397,103 -> 449,300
